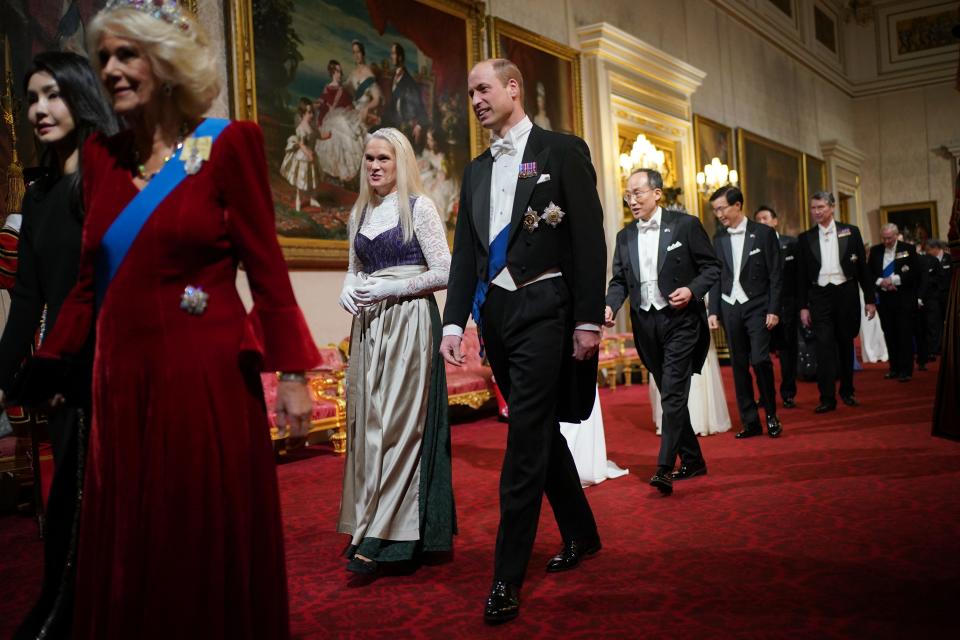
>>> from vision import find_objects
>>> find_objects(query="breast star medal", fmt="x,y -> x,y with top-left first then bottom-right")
523,207 -> 540,232
539,202 -> 565,227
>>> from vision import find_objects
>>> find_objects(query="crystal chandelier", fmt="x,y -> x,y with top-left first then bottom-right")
696,157 -> 738,194
619,133 -> 665,177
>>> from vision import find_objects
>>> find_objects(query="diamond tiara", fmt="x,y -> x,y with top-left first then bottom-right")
103,0 -> 192,32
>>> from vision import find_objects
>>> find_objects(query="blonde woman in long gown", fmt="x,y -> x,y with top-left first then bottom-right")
650,331 -> 731,436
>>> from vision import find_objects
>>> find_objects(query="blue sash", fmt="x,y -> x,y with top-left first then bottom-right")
881,260 -> 896,278
471,224 -> 510,355
354,76 -> 377,104
95,118 -> 231,307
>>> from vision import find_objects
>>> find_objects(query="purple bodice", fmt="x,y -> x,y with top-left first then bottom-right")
354,223 -> 426,273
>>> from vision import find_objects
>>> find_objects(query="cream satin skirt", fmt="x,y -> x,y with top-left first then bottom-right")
338,265 -> 434,544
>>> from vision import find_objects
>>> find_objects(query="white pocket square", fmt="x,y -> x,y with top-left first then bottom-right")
536,173 -> 551,184
784,255 -> 795,261
667,241 -> 683,251
749,248 -> 761,256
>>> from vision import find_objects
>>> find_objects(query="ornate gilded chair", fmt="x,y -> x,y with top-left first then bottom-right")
598,336 -> 622,390
613,332 -> 648,385
264,345 -> 347,455
445,326 -> 493,409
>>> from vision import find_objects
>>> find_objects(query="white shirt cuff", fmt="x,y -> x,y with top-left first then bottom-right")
442,324 -> 464,338
575,323 -> 601,332
891,274 -> 901,286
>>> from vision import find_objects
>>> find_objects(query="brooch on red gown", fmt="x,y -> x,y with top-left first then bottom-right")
180,285 -> 209,315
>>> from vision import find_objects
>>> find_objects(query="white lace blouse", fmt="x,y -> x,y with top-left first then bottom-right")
347,191 -> 451,297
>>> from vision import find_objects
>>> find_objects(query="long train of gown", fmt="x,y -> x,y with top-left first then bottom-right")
559,387 -> 628,487
650,337 -> 732,435
859,288 -> 889,363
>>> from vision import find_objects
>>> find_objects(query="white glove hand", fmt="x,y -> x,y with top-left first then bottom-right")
354,277 -> 405,306
338,273 -> 363,315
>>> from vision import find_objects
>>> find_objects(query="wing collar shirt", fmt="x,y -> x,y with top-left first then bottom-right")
721,216 -> 750,305
637,207 -> 668,311
817,219 -> 847,286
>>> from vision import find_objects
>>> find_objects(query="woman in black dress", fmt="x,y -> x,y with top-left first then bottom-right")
0,51 -> 115,639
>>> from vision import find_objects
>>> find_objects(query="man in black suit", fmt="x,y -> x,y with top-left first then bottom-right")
755,205 -> 800,408
604,169 -> 720,493
706,187 -> 783,438
797,192 -> 876,413
383,43 -> 427,145
868,223 -> 920,381
439,58 -> 605,624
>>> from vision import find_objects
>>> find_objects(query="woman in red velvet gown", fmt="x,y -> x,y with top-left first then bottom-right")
37,4 -> 319,638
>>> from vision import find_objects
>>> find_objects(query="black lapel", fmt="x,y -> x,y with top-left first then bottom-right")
471,152 -> 493,250
740,222 -> 756,276
627,222 -> 640,283
509,127 -> 549,243
807,228 -> 822,266
720,233 -> 733,279
657,209 -> 674,273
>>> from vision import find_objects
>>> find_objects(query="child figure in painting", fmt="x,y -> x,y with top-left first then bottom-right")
280,97 -> 320,211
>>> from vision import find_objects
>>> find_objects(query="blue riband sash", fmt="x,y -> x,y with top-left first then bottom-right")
471,224 -> 510,355
881,260 -> 896,278
95,118 -> 231,307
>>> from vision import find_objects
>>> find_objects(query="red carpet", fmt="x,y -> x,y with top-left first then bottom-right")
1,362 -> 958,638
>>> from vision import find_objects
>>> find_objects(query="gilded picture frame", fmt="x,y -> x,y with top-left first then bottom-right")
227,0 -> 485,268
488,17 -> 583,138
693,114 -> 736,232
737,128 -> 804,237
880,201 -> 939,246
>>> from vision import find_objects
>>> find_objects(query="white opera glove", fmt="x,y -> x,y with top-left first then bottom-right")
353,276 -> 406,306
338,272 -> 363,315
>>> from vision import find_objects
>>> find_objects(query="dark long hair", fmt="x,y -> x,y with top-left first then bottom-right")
23,51 -> 117,217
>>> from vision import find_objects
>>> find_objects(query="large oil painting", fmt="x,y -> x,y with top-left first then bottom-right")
880,201 -> 939,246
737,129 -> 804,237
231,0 -> 484,267
488,17 -> 582,137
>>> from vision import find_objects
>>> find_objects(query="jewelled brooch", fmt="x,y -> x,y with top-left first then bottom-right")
180,285 -> 209,315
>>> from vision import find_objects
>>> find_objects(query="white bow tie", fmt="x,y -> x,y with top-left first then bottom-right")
728,228 -> 745,235
639,219 -> 659,233
490,137 -> 516,160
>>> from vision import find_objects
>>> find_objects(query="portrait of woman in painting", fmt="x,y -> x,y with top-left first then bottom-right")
417,127 -> 459,223
348,39 -> 383,127
314,59 -> 366,184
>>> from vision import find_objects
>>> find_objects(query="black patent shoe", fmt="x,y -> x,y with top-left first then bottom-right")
670,460 -> 707,480
840,395 -> 859,407
782,398 -> 797,409
484,580 -> 520,624
546,538 -> 601,573
649,468 -> 673,495
735,425 -> 763,439
767,416 -> 783,438
814,402 -> 836,414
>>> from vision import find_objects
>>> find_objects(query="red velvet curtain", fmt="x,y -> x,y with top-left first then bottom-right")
365,0 -> 467,97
